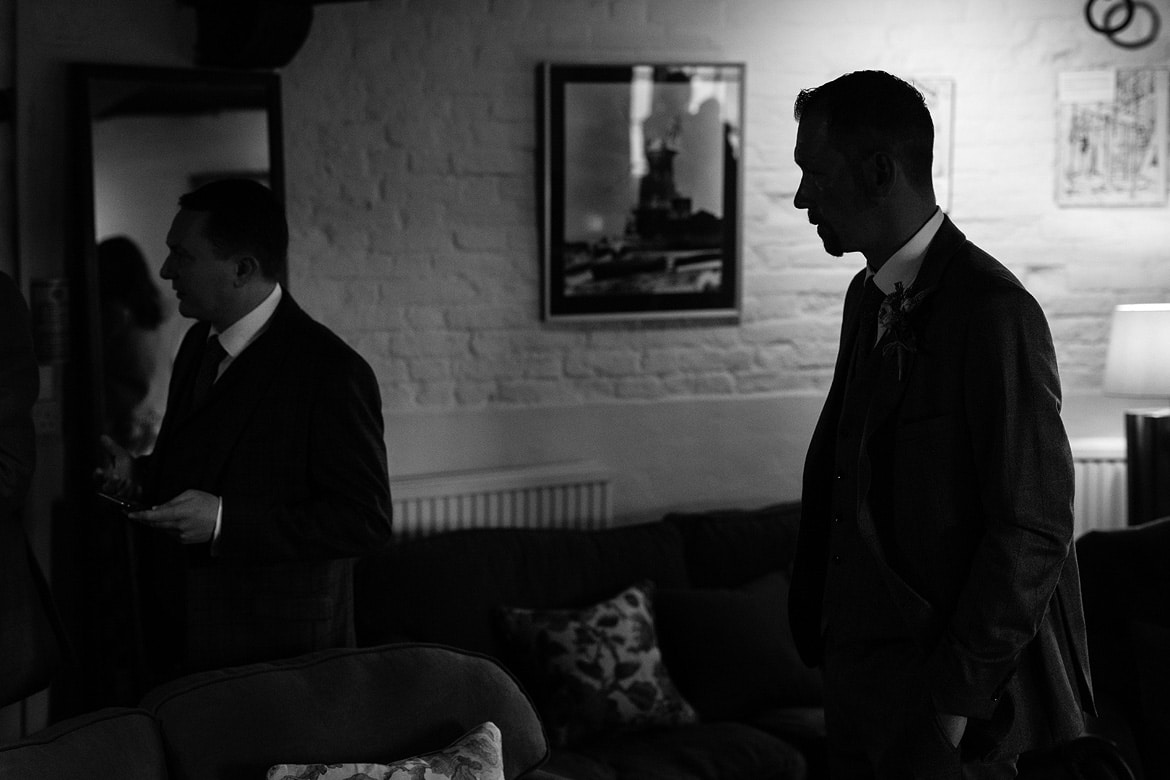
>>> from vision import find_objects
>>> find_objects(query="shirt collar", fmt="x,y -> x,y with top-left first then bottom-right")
868,207 -> 944,295
213,284 -> 282,358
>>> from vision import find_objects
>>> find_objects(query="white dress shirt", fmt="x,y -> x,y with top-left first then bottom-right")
205,283 -> 283,547
866,207 -> 944,342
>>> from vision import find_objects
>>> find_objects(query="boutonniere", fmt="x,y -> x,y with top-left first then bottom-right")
877,281 -> 935,380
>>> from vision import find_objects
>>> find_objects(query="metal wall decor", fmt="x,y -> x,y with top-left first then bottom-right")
1085,0 -> 1161,49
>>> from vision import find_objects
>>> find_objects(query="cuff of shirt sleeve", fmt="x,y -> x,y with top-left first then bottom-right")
210,497 -> 223,556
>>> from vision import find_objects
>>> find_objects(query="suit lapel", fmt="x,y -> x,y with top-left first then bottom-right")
153,321 -> 211,456
152,297 -> 302,490
837,271 -> 870,391
204,297 -> 298,411
859,216 -> 965,445
851,217 -> 969,629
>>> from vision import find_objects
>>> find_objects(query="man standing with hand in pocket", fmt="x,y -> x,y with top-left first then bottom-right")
787,70 -> 1093,778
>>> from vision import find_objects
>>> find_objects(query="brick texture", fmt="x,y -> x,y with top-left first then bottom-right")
281,0 -> 1170,413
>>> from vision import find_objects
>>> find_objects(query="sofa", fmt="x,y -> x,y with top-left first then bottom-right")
6,501 -> 1143,780
353,502 -> 828,780
1076,515 -> 1170,780
0,642 -> 548,780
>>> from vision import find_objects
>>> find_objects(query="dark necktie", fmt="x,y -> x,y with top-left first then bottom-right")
853,278 -> 883,373
191,335 -> 227,408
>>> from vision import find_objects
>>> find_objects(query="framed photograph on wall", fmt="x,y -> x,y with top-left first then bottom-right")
541,62 -> 744,321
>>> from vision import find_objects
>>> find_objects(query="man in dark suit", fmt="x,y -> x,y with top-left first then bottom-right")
1,271 -> 65,706
787,71 -> 1093,778
97,179 -> 392,682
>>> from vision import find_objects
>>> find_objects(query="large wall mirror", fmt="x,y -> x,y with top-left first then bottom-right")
71,63 -> 283,460
61,63 -> 282,713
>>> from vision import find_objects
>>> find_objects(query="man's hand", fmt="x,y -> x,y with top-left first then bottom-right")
127,489 -> 219,545
935,712 -> 968,748
94,434 -> 136,495
880,707 -> 966,777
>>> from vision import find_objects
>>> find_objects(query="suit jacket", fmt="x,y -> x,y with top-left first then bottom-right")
789,217 -> 1093,758
138,292 -> 392,678
0,271 -> 65,705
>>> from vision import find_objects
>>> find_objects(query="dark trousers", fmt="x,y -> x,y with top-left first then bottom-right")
822,631 -> 1017,780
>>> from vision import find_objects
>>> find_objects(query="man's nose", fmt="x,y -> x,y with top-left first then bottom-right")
794,178 -> 810,210
159,258 -> 174,279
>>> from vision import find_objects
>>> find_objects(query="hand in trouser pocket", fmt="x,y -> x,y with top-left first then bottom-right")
878,706 -> 962,780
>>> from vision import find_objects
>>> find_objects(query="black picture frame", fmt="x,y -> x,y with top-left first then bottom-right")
541,62 -> 744,321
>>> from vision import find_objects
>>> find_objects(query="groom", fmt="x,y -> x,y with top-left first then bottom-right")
787,70 -> 1093,778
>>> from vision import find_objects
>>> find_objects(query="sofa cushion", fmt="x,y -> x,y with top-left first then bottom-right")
140,643 -> 547,780
0,707 -> 166,780
655,570 -> 822,721
664,502 -> 802,588
498,581 -> 697,748
268,721 -> 504,780
355,523 -> 689,659
543,721 -> 808,780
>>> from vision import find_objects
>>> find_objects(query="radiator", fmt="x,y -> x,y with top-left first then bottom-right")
1071,438 -> 1127,537
389,461 -> 613,538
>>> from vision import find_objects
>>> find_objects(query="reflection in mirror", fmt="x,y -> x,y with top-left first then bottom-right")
63,64 -> 282,714
77,64 -> 282,457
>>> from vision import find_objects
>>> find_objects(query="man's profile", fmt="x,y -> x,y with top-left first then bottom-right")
787,70 -> 1093,778
97,179 -> 392,683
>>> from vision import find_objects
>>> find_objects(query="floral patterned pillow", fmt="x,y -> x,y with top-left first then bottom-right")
497,581 -> 697,747
266,721 -> 503,780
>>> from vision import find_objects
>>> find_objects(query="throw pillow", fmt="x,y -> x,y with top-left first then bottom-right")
266,721 -> 503,780
497,581 -> 697,747
654,570 -> 822,721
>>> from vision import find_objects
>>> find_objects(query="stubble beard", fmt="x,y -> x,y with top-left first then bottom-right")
818,223 -> 845,258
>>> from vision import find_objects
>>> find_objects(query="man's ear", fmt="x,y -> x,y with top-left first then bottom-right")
233,254 -> 260,286
862,151 -> 897,198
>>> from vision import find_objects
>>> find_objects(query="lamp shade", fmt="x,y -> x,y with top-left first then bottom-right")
1103,303 -> 1170,397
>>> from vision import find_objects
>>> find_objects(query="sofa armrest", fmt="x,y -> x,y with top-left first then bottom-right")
0,707 -> 166,780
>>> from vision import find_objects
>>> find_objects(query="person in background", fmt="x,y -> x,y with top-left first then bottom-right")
96,179 -> 392,683
98,235 -> 166,456
787,70 -> 1093,778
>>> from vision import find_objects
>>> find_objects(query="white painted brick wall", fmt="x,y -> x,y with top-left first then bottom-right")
281,0 -> 1170,413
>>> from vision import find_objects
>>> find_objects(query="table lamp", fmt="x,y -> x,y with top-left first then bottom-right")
1103,303 -> 1170,525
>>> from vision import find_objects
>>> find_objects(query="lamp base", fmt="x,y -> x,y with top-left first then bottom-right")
1125,408 -> 1170,525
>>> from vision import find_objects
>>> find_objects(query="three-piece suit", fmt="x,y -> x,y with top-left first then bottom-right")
789,216 -> 1094,770
137,293 -> 393,679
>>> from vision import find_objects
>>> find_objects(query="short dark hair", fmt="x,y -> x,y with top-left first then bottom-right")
794,70 -> 934,191
178,179 -> 287,280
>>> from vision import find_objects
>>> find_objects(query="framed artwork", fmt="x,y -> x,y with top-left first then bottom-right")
541,62 -> 744,321
1056,68 -> 1169,206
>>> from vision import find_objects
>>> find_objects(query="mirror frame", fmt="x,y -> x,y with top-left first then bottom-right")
58,62 -> 284,713
68,62 -> 284,470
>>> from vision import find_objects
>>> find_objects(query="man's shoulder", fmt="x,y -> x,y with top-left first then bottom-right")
938,239 -> 1051,336
276,296 -> 371,368
937,225 -> 1025,294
